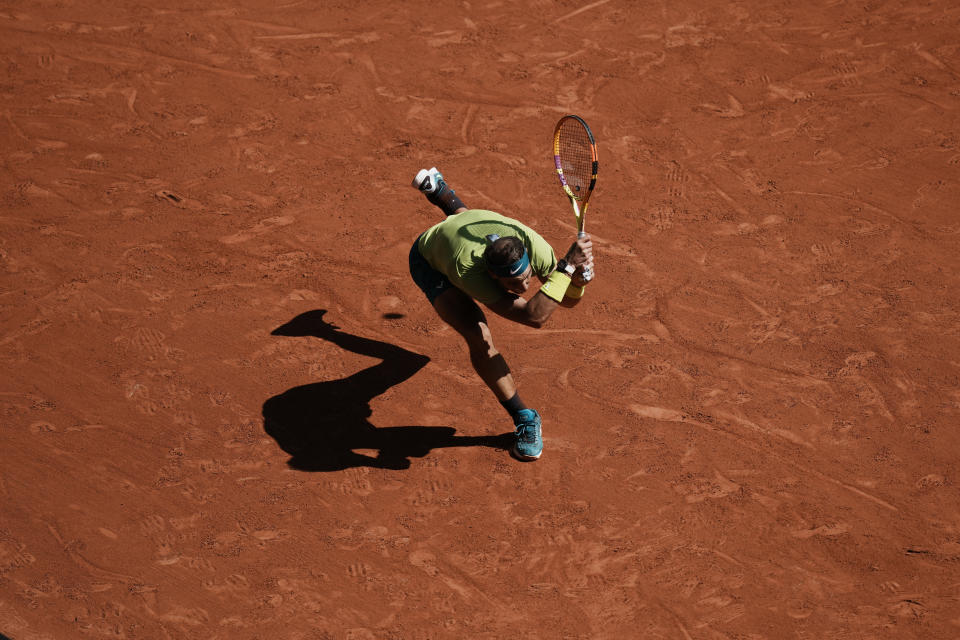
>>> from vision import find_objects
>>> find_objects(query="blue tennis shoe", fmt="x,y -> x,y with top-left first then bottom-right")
512,408 -> 543,461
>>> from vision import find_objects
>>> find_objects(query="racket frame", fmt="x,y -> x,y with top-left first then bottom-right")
553,114 -> 598,234
553,114 -> 598,280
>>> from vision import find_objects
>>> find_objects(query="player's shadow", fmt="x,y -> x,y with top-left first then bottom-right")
262,309 -> 512,471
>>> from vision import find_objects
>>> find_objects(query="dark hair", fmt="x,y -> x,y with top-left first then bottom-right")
483,236 -> 525,270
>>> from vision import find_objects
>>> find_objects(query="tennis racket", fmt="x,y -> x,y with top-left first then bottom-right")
553,114 -> 598,281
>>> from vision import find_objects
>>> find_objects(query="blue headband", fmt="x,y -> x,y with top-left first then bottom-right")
486,234 -> 530,278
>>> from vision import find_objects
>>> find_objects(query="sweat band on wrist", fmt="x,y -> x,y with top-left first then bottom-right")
565,283 -> 585,299
539,270 -> 572,303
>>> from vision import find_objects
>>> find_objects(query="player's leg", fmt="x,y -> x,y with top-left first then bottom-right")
431,286 -> 514,401
431,287 -> 543,460
412,167 -> 467,216
410,236 -> 509,395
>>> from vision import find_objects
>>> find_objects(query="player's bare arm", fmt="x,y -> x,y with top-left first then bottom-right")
486,233 -> 594,326
485,289 -> 561,328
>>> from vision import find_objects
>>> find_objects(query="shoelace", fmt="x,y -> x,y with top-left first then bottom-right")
517,423 -> 539,442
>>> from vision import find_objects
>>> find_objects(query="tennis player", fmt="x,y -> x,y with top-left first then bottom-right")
408,167 -> 594,461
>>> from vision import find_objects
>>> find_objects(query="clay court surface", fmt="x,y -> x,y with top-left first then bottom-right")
3,1 -> 960,638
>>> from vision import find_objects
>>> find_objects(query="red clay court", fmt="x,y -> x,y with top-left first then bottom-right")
2,1 -> 959,638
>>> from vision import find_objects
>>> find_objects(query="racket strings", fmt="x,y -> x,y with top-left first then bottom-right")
557,122 -> 595,199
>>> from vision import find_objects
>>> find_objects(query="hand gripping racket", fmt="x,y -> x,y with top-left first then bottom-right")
553,114 -> 598,281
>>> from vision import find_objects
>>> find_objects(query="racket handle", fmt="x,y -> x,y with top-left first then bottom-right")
576,231 -> 593,281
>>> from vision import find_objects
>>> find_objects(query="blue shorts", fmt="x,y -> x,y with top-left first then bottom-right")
409,235 -> 454,304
